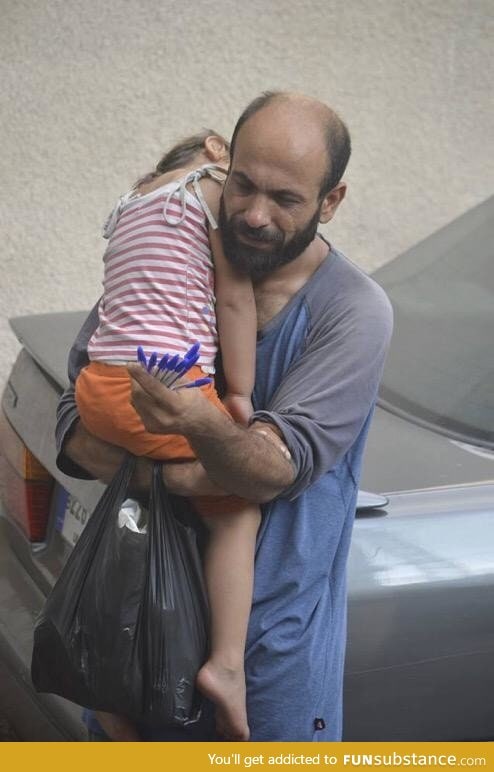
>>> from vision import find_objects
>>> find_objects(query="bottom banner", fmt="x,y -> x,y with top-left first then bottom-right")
0,742 -> 492,772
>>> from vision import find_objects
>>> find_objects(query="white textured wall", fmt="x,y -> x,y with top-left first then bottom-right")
1,0 -> 493,389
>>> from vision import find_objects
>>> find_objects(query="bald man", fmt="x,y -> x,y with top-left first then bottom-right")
56,92 -> 393,741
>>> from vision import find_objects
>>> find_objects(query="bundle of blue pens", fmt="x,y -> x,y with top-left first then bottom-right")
136,342 -> 212,391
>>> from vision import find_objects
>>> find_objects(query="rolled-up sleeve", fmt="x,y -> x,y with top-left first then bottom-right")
252,283 -> 393,500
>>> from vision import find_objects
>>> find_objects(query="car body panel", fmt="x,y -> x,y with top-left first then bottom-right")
344,483 -> 494,740
0,516 -> 86,740
370,194 -> 494,452
3,344 -> 105,513
9,311 -> 88,392
361,406 -> 494,493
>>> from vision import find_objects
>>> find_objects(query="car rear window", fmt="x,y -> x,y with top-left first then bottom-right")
374,196 -> 494,449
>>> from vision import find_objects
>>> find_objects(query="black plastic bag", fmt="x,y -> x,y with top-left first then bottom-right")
31,454 -> 209,727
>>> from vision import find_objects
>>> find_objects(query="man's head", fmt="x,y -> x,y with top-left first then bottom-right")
220,91 -> 351,280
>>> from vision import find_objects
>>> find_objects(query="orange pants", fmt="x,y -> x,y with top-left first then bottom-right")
75,361 -> 246,517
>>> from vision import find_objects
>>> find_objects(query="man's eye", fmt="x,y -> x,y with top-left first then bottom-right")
234,179 -> 253,194
275,196 -> 298,207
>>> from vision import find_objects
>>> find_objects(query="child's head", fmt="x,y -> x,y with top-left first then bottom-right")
138,130 -> 230,187
153,130 -> 230,178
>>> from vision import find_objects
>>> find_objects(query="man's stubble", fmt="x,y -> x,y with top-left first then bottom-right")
218,198 -> 321,282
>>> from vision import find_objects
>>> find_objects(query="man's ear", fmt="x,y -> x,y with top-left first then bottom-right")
319,182 -> 347,224
204,135 -> 229,163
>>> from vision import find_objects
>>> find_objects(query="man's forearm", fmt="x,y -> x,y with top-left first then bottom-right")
187,415 -> 295,503
64,420 -> 229,498
128,363 -> 296,502
64,420 -> 139,485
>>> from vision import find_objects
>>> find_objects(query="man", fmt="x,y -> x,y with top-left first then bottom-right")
56,91 -> 393,741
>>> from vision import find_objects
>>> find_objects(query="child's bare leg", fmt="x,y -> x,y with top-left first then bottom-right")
196,505 -> 261,741
94,711 -> 140,741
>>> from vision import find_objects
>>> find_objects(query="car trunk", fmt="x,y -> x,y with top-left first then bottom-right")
1,313 -> 106,623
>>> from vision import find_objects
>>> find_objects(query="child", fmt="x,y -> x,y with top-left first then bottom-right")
75,130 -> 260,741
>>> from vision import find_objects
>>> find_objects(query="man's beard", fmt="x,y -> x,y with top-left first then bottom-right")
218,199 -> 321,281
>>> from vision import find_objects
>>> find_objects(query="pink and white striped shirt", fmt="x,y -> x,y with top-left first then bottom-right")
88,166 -> 224,373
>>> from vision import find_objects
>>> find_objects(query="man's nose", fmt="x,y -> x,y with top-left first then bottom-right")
242,196 -> 271,229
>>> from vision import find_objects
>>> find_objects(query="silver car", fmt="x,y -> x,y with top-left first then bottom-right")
1,196 -> 493,740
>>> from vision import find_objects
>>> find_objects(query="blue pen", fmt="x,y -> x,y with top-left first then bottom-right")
147,351 -> 158,373
172,377 -> 212,390
183,353 -> 200,372
184,342 -> 201,360
157,353 -> 170,372
137,346 -> 147,368
167,354 -> 180,370
166,353 -> 200,387
156,353 -> 176,382
164,360 -> 187,387
159,354 -> 182,385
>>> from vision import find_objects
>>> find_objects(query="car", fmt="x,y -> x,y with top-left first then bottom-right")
1,196 -> 493,741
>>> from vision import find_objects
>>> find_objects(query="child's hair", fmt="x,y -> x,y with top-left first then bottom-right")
137,129 -> 230,186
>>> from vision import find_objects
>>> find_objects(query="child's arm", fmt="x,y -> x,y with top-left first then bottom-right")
209,226 -> 257,426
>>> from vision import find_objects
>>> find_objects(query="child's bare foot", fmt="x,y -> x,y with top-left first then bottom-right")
95,710 -> 140,741
197,660 -> 250,741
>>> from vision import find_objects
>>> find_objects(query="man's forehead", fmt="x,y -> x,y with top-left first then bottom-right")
231,102 -> 327,186
237,102 -> 325,151
231,116 -> 327,186
236,100 -> 327,148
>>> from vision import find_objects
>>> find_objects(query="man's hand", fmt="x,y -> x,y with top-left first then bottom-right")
128,363 -> 217,436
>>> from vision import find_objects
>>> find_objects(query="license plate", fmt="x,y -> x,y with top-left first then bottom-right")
53,484 -> 91,546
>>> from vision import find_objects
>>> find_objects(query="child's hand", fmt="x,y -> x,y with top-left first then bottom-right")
222,393 -> 254,426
